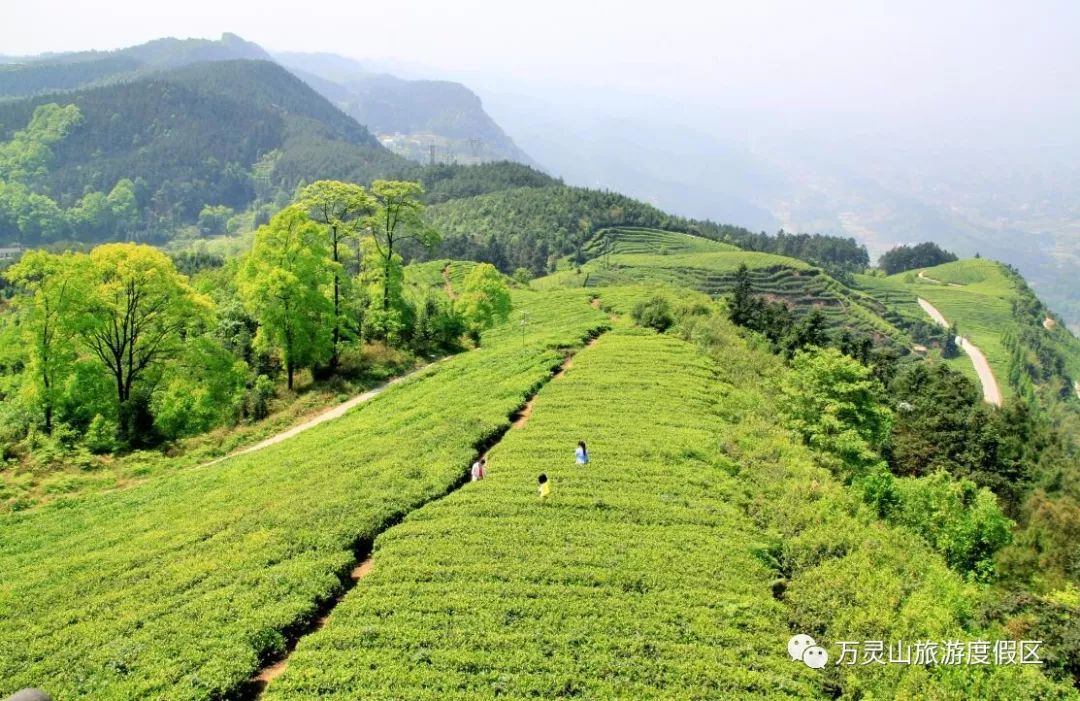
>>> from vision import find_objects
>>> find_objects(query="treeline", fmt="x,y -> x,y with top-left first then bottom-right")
427,185 -> 685,274
420,161 -> 559,204
878,241 -> 958,275
425,184 -> 872,276
689,223 -> 870,274
0,179 -> 510,461
1000,263 -> 1077,402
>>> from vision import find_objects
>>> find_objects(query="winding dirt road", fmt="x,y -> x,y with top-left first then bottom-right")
917,298 -> 1003,407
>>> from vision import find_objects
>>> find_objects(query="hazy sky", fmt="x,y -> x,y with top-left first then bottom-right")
7,0 -> 1079,129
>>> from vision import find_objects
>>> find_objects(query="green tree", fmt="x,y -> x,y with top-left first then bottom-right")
888,471 -> 1012,580
4,250 -> 85,433
631,294 -> 675,333
368,180 -> 439,316
196,204 -> 233,236
107,178 -> 139,237
75,243 -> 213,439
455,263 -> 512,344
943,324 -> 960,359
297,180 -> 375,366
782,347 -> 893,479
239,206 -> 334,389
0,103 -> 83,183
728,263 -> 757,327
357,236 -> 406,343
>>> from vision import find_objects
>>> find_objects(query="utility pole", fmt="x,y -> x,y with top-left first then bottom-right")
429,144 -> 437,166
520,311 -> 529,348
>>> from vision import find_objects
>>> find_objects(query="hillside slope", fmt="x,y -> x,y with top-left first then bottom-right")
0,33 -> 271,97
856,258 -> 1080,405
0,289 -> 609,699
0,60 -> 411,242
0,35 -> 535,169
278,52 -> 535,166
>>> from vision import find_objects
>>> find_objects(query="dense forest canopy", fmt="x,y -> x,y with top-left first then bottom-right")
879,241 -> 959,274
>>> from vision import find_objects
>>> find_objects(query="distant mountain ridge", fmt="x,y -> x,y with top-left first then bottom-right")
0,33 -> 271,97
0,59 -> 410,244
276,52 -> 535,166
0,34 -> 535,168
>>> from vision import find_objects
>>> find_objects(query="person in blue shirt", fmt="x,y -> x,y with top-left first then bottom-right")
575,440 -> 589,465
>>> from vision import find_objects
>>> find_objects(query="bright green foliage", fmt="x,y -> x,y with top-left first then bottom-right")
368,179 -> 438,313
630,292 -> 674,332
535,230 -> 903,345
4,250 -> 84,432
782,347 -> 893,479
264,330 -> 821,700
197,204 -> 234,235
0,289 -> 608,700
149,337 -> 248,438
585,226 -> 739,256
887,471 -> 1013,581
648,295 -> 1073,698
296,180 -> 376,363
358,236 -> 407,343
84,413 -> 118,454
76,244 -> 213,410
455,262 -> 511,343
239,206 -> 334,389
0,103 -> 83,182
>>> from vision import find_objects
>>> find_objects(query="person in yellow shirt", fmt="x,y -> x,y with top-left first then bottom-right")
537,473 -> 550,499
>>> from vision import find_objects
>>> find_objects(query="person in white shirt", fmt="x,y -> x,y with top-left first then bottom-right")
470,457 -> 487,481
575,441 -> 589,465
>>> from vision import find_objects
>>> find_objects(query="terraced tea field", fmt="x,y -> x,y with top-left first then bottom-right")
264,329 -> 821,699
584,226 -> 739,255
0,289 -> 607,700
538,231 -> 905,344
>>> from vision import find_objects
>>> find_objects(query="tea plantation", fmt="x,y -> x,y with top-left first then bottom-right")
0,289 -> 607,700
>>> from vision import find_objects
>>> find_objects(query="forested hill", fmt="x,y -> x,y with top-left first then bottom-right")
426,185 -> 869,276
0,34 -> 536,168
0,60 -> 411,244
0,33 -> 271,97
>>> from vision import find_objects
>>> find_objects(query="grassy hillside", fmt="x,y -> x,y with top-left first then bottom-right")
265,329 -> 821,699
585,226 -> 740,255
535,228 -> 907,346
425,186 -> 870,281
0,289 -> 608,699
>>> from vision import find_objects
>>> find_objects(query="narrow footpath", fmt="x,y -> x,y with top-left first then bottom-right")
240,333 -> 605,699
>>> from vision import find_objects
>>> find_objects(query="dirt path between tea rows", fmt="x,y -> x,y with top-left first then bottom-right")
241,332 -> 606,699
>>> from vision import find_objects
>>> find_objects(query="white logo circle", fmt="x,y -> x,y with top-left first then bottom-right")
787,634 -> 816,661
802,645 -> 829,669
